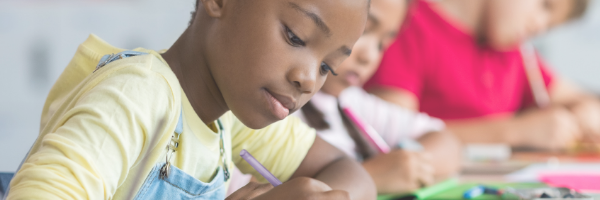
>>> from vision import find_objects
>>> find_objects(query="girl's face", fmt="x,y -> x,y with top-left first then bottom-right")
320,0 -> 406,96
483,0 -> 575,50
206,0 -> 368,128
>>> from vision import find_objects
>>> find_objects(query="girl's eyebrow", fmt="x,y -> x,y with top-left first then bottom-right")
287,2 -> 352,56
288,2 -> 331,37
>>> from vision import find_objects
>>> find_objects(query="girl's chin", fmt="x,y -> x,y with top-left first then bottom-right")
232,109 -> 274,129
237,116 -> 271,129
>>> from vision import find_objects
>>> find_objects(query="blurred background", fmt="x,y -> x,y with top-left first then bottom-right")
0,0 -> 599,172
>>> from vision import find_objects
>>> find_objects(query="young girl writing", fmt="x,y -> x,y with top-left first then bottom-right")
366,0 -> 600,151
6,0 -> 376,199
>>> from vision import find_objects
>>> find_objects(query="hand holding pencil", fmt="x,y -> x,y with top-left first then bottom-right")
362,149 -> 435,194
342,107 -> 434,193
521,43 -> 550,108
226,150 -> 351,200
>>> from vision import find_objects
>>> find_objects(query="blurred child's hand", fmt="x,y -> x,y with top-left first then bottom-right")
361,150 -> 434,194
569,98 -> 600,141
513,107 -> 582,151
246,177 -> 350,200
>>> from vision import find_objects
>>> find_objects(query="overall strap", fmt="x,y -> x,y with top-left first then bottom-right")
94,51 -> 148,73
174,108 -> 184,138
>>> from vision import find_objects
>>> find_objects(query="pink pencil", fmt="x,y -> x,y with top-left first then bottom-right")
521,44 -> 550,108
342,107 -> 391,154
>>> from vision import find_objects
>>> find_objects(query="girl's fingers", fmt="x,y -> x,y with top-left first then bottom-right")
418,152 -> 433,163
417,162 -> 435,187
318,190 -> 351,200
226,182 -> 273,200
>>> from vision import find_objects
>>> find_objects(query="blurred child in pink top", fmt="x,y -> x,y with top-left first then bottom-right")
366,0 -> 600,151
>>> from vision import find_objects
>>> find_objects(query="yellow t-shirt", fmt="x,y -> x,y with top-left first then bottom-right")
8,34 -> 316,200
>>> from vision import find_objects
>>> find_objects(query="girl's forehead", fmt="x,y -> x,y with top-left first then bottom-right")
281,0 -> 369,25
369,0 -> 404,28
277,0 -> 369,51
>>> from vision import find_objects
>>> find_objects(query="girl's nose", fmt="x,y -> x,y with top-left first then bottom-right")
354,36 -> 380,67
287,63 -> 317,94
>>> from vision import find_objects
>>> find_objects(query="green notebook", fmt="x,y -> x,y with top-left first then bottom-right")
424,182 -> 546,200
377,179 -> 547,200
377,178 -> 459,200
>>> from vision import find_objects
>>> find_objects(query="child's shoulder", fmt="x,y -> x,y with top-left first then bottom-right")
86,50 -> 182,116
76,34 -> 180,93
93,52 -> 173,84
62,34 -> 173,83
43,35 -> 182,121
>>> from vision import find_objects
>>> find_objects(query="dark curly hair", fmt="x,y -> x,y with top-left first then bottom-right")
569,0 -> 591,20
189,0 -> 372,26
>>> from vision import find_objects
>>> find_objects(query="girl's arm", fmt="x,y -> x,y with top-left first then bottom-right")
290,136 -> 377,200
228,137 -> 377,200
8,67 -> 177,200
416,131 -> 462,179
231,115 -> 376,200
446,107 -> 582,150
446,78 -> 594,151
549,78 -> 600,139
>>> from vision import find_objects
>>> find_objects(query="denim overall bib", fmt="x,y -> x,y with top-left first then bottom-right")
133,110 -> 228,200
2,51 -> 229,200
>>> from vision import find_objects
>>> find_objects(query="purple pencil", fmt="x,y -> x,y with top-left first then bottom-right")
240,149 -> 282,186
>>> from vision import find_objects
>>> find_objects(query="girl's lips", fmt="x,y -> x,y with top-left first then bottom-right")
264,89 -> 290,120
344,71 -> 361,86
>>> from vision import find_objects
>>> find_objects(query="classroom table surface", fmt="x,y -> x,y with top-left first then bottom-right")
460,150 -> 600,181
461,150 -> 600,200
378,150 -> 600,200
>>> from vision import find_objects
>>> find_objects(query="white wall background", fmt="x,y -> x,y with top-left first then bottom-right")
0,0 -> 194,171
535,0 -> 600,93
0,0 -> 599,171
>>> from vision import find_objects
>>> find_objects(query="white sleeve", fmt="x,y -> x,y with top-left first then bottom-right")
338,87 -> 445,147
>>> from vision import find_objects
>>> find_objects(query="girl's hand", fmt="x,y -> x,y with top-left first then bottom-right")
569,99 -> 600,140
512,106 -> 582,151
362,150 -> 434,194
226,182 -> 273,200
227,177 -> 350,200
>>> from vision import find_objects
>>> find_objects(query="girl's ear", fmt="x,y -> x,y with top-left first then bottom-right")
200,0 -> 225,18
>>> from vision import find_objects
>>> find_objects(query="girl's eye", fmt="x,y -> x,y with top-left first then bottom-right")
320,62 -> 337,76
285,26 -> 306,47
